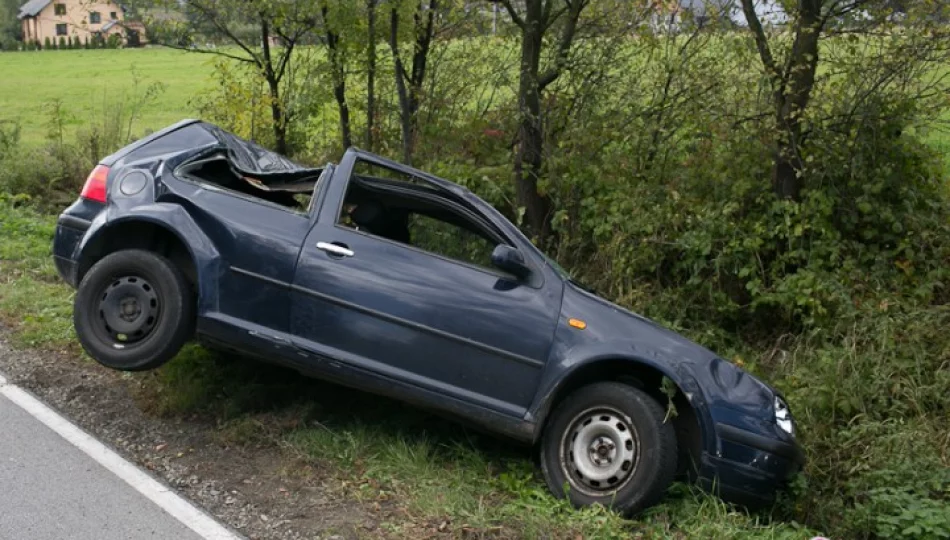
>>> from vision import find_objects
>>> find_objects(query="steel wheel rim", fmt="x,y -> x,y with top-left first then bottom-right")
560,407 -> 640,496
94,275 -> 160,346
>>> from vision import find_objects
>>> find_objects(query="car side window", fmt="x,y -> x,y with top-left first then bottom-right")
407,212 -> 496,269
336,159 -> 502,270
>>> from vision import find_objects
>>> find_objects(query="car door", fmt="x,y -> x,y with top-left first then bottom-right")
167,158 -> 316,334
290,155 -> 563,417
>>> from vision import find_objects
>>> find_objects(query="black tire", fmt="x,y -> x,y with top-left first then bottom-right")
539,382 -> 677,515
74,249 -> 195,371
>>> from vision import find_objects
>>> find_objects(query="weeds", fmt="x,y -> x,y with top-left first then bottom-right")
0,72 -> 165,207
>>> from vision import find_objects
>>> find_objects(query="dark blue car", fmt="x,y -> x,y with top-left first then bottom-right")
52,120 -> 803,515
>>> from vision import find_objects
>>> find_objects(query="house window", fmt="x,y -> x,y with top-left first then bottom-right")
89,11 -> 101,24
54,3 -> 66,15
110,11 -> 117,19
55,23 -> 67,36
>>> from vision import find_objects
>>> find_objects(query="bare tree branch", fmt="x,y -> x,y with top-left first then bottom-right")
739,0 -> 780,82
157,41 -> 257,64
496,0 -> 525,29
538,0 -> 586,90
186,0 -> 262,67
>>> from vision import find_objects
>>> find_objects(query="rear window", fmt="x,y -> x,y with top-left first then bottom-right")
177,154 -> 322,213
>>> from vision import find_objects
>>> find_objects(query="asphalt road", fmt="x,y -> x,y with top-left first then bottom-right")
0,390 -> 211,540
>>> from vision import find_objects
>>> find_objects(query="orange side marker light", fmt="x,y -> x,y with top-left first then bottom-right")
568,318 -> 587,330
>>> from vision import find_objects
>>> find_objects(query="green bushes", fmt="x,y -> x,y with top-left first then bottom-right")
768,306 -> 950,538
838,419 -> 950,539
389,34 -> 950,539
0,76 -> 165,207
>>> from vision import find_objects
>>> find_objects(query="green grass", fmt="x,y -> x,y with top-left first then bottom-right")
0,48 -> 214,146
0,198 -> 74,347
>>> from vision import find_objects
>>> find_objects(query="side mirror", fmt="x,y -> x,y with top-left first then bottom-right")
491,244 -> 531,279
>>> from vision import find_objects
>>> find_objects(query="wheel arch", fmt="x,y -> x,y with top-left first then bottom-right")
531,355 -> 710,478
77,209 -> 221,313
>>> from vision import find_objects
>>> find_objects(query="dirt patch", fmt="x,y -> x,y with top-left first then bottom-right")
0,326 -> 385,540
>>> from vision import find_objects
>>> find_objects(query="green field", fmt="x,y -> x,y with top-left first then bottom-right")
0,48 -> 214,146
1,47 -> 949,171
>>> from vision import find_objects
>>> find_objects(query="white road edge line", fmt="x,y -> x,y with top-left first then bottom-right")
0,377 -> 243,540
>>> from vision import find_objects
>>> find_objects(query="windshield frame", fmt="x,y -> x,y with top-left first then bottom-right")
541,252 -> 572,281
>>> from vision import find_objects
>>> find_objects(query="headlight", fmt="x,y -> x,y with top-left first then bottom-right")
774,397 -> 794,436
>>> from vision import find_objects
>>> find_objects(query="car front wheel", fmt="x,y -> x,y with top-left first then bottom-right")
74,249 -> 195,371
539,382 -> 677,515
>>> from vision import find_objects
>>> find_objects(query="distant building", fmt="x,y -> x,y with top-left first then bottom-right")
17,0 -> 145,46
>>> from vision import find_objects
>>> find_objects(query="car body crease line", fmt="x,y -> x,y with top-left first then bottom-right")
228,265 -> 546,369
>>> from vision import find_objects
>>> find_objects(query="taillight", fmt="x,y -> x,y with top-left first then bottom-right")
80,165 -> 110,203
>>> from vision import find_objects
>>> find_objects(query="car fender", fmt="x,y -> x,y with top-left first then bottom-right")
528,340 -> 715,450
78,203 -> 222,315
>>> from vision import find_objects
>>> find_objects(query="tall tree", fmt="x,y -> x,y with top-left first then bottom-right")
387,0 -> 438,164
147,0 -> 318,154
495,0 -> 590,243
365,0 -> 378,151
319,0 -> 353,149
736,0 -> 938,200
0,0 -> 24,49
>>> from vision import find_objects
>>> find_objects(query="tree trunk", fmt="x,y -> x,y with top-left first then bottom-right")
513,0 -> 553,243
323,4 -> 351,149
365,0 -> 377,150
334,74 -> 352,149
388,0 -> 435,165
741,0 -> 822,201
260,19 -> 287,154
405,0 -> 435,164
389,6 -> 413,164
771,0 -> 821,201
267,76 -> 287,154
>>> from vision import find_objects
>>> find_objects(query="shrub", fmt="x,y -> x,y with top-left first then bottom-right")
401,33 -> 950,539
0,75 -> 166,206
0,120 -> 19,160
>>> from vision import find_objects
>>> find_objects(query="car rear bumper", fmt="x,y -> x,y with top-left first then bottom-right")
53,213 -> 92,288
699,423 -> 804,507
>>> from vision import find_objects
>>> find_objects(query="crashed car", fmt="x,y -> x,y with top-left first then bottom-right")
52,120 -> 803,514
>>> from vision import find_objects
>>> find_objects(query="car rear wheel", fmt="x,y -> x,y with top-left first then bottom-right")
74,249 -> 194,371
539,382 -> 677,515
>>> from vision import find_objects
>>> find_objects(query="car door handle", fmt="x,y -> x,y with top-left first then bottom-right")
316,241 -> 354,257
